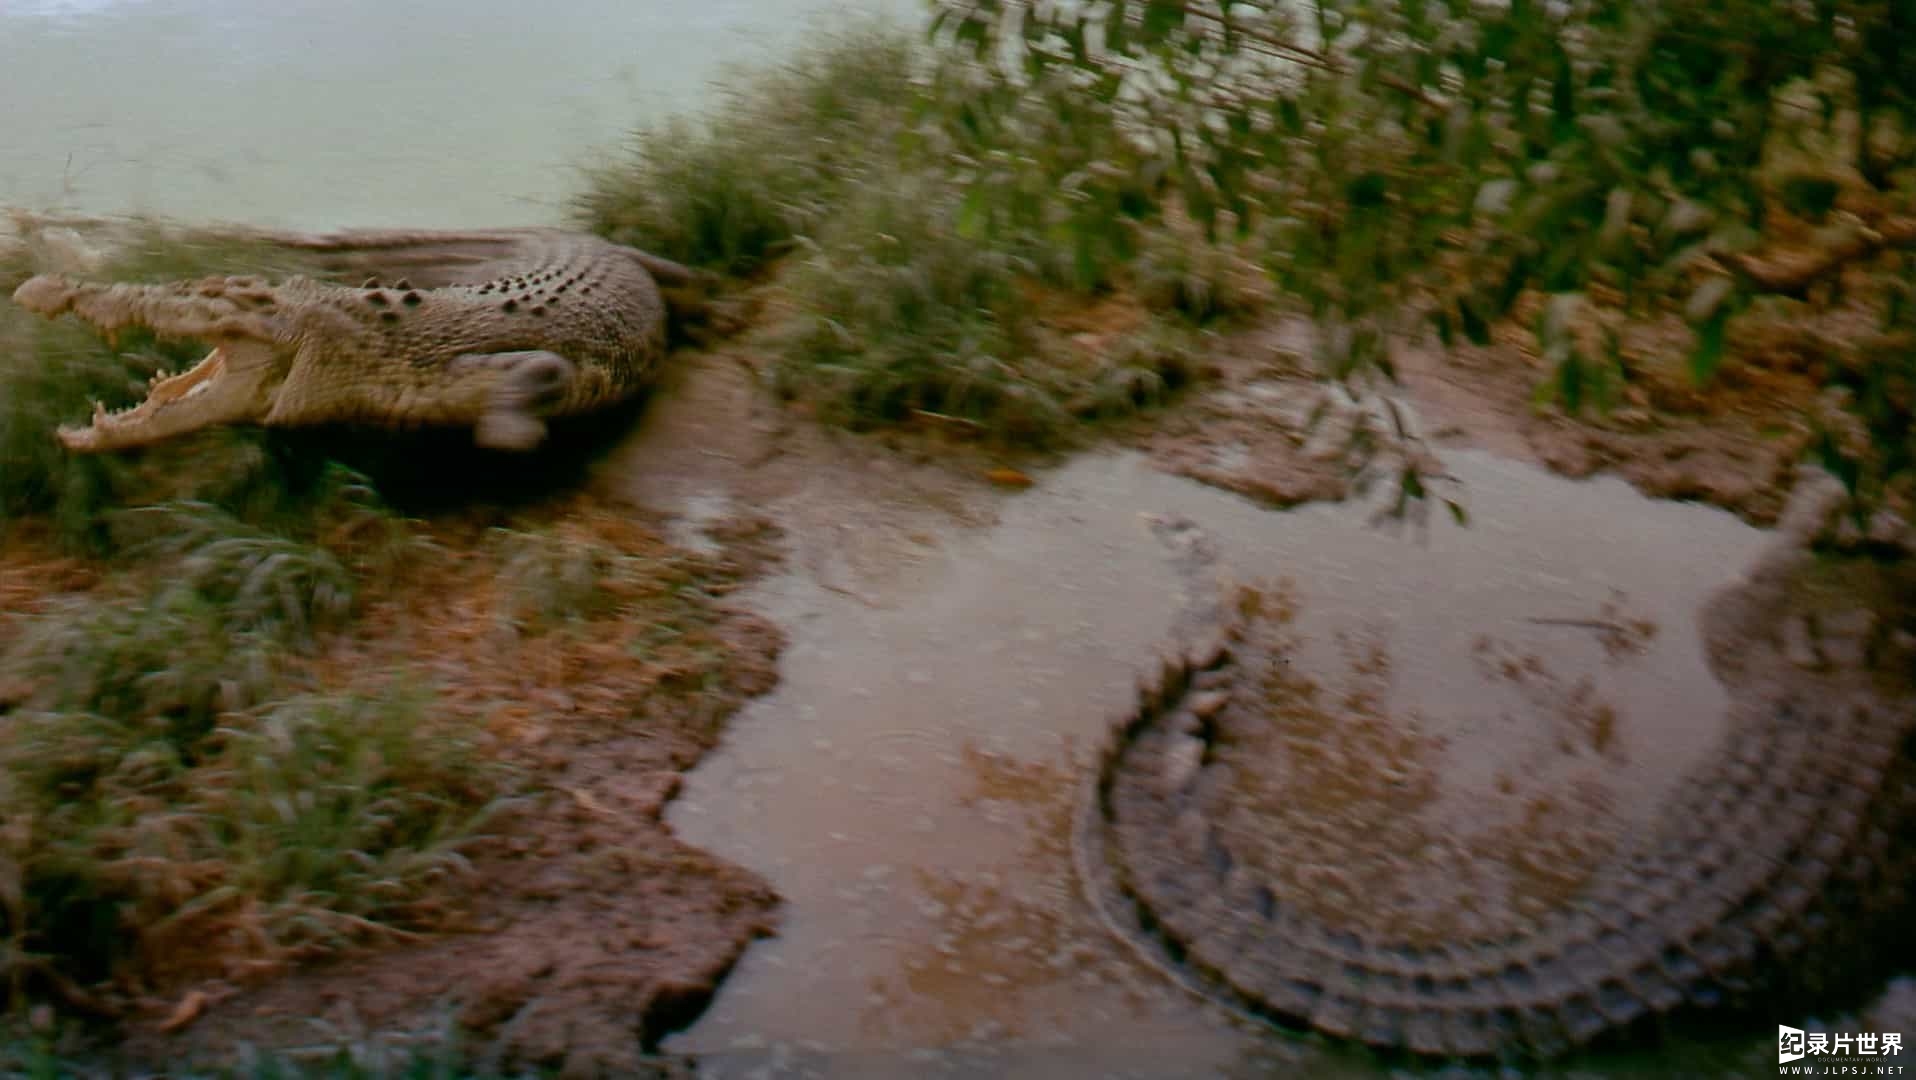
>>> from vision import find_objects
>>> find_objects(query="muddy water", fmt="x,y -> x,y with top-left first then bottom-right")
0,0 -> 913,230
645,430 -> 1773,1075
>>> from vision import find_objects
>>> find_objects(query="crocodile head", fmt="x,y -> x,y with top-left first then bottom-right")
13,273 -> 293,453
63,342 -> 289,452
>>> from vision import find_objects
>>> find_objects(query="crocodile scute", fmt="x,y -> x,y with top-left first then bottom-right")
1075,502 -> 1916,1060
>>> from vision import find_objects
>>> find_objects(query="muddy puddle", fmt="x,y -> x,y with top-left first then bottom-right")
602,354 -> 1796,1076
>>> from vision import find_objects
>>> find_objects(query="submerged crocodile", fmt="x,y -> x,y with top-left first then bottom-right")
10,228 -> 702,452
1077,482 -> 1916,1060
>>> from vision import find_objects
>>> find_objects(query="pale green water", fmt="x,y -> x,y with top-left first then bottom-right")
0,0 -> 916,229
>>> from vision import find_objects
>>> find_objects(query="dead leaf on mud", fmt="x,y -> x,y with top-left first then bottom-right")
565,786 -> 616,818
985,467 -> 1035,488
154,989 -> 208,1034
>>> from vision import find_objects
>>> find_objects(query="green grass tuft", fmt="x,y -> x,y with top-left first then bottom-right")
0,678 -> 513,1002
769,179 -> 1064,439
489,526 -> 626,634
573,22 -> 1226,448
573,26 -> 920,275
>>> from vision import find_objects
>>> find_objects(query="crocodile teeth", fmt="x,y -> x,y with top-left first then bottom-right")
92,400 -> 107,425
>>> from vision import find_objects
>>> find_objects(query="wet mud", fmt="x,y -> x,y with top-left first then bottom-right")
7,216 -> 1914,1076
574,335 -> 1907,1076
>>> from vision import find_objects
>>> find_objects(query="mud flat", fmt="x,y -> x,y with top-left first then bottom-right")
581,340 -> 1902,1077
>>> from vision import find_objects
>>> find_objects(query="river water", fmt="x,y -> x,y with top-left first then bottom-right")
0,0 -> 914,230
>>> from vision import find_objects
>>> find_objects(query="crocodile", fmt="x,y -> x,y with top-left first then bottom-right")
1076,480 -> 1916,1060
10,228 -> 704,453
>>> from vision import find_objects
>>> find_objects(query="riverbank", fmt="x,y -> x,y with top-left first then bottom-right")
3,15 -> 1914,1078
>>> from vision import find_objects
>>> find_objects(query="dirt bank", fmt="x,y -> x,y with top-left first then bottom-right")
162,501 -> 784,1078
4,216 -> 1910,1075
0,494 -> 789,1078
1138,300 -> 1843,529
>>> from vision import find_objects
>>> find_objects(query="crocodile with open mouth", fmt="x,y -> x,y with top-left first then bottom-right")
10,228 -> 702,453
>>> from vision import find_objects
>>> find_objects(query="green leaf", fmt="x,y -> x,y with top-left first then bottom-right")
1064,19 -> 1090,65
1278,96 -> 1305,135
1346,172 -> 1389,209
1562,347 -> 1586,413
1478,256 -> 1524,319
1141,0 -> 1184,42
1689,306 -> 1730,384
955,16 -> 989,50
1106,1 -> 1130,54
1459,297 -> 1492,346
956,186 -> 990,241
1550,44 -> 1577,142
1075,234 -> 1100,291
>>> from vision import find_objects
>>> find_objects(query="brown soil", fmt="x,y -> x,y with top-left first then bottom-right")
1138,291 -> 1863,527
174,501 -> 781,1078
0,496 -> 787,1078
0,525 -> 103,710
1399,297 -> 1843,527
1140,320 -> 1368,510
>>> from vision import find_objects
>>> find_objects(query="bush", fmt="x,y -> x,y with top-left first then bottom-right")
932,0 -> 1916,513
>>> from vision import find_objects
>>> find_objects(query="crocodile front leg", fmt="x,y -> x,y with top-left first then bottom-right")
457,350 -> 579,451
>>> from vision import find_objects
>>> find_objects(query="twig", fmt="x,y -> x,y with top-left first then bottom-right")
1526,617 -> 1631,633
1715,216 -> 1916,297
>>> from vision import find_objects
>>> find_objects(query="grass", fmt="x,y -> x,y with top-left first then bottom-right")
482,511 -> 748,687
0,516 -> 515,1006
768,178 -> 1060,438
573,22 -> 1260,448
0,221 -> 528,1023
572,25 -> 921,277
0,1025 -> 538,1079
0,685 -> 511,994
488,525 -> 629,635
